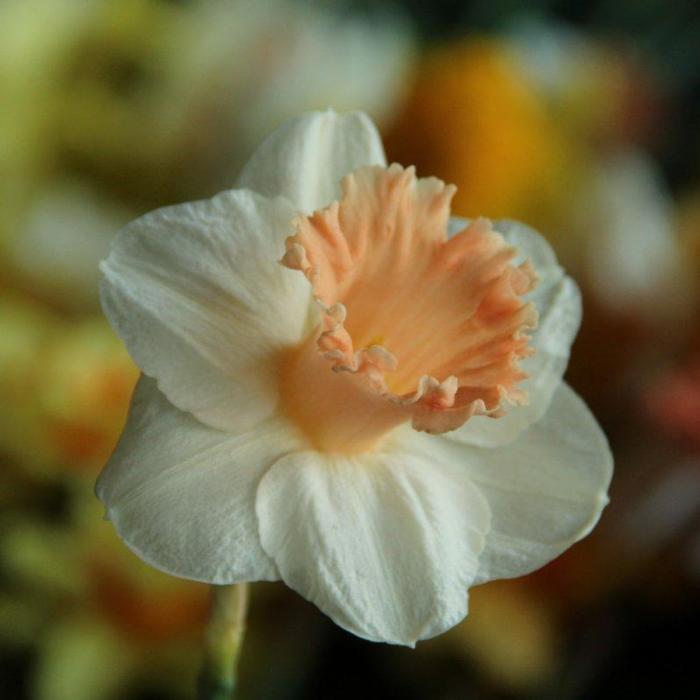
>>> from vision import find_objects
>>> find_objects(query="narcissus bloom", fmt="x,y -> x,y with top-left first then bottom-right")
97,110 -> 612,645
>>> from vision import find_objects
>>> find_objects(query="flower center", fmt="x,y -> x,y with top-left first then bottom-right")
280,164 -> 538,454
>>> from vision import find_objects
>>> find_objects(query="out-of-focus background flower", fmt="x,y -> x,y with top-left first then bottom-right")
1,1 -> 698,698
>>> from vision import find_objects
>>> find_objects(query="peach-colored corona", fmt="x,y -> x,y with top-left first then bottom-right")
280,164 -> 538,453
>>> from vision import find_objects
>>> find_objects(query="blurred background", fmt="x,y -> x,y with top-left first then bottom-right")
1,0 -> 699,698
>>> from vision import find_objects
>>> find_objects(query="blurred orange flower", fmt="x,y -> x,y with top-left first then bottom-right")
385,39 -> 578,231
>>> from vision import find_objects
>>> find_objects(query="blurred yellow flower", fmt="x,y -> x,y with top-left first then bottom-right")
1,0 -> 414,313
36,319 -> 139,471
385,39 -> 579,231
53,0 -> 414,200
0,293 -> 138,473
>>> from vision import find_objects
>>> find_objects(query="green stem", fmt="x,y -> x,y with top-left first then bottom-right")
197,583 -> 250,700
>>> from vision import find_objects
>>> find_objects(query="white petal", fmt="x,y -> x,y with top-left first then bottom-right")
100,189 -> 310,434
236,109 -> 387,213
255,448 -> 490,646
449,218 -> 582,447
97,377 -> 303,584
406,382 -> 612,584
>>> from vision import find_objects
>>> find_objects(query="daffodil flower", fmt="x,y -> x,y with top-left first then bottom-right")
97,110 -> 612,646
